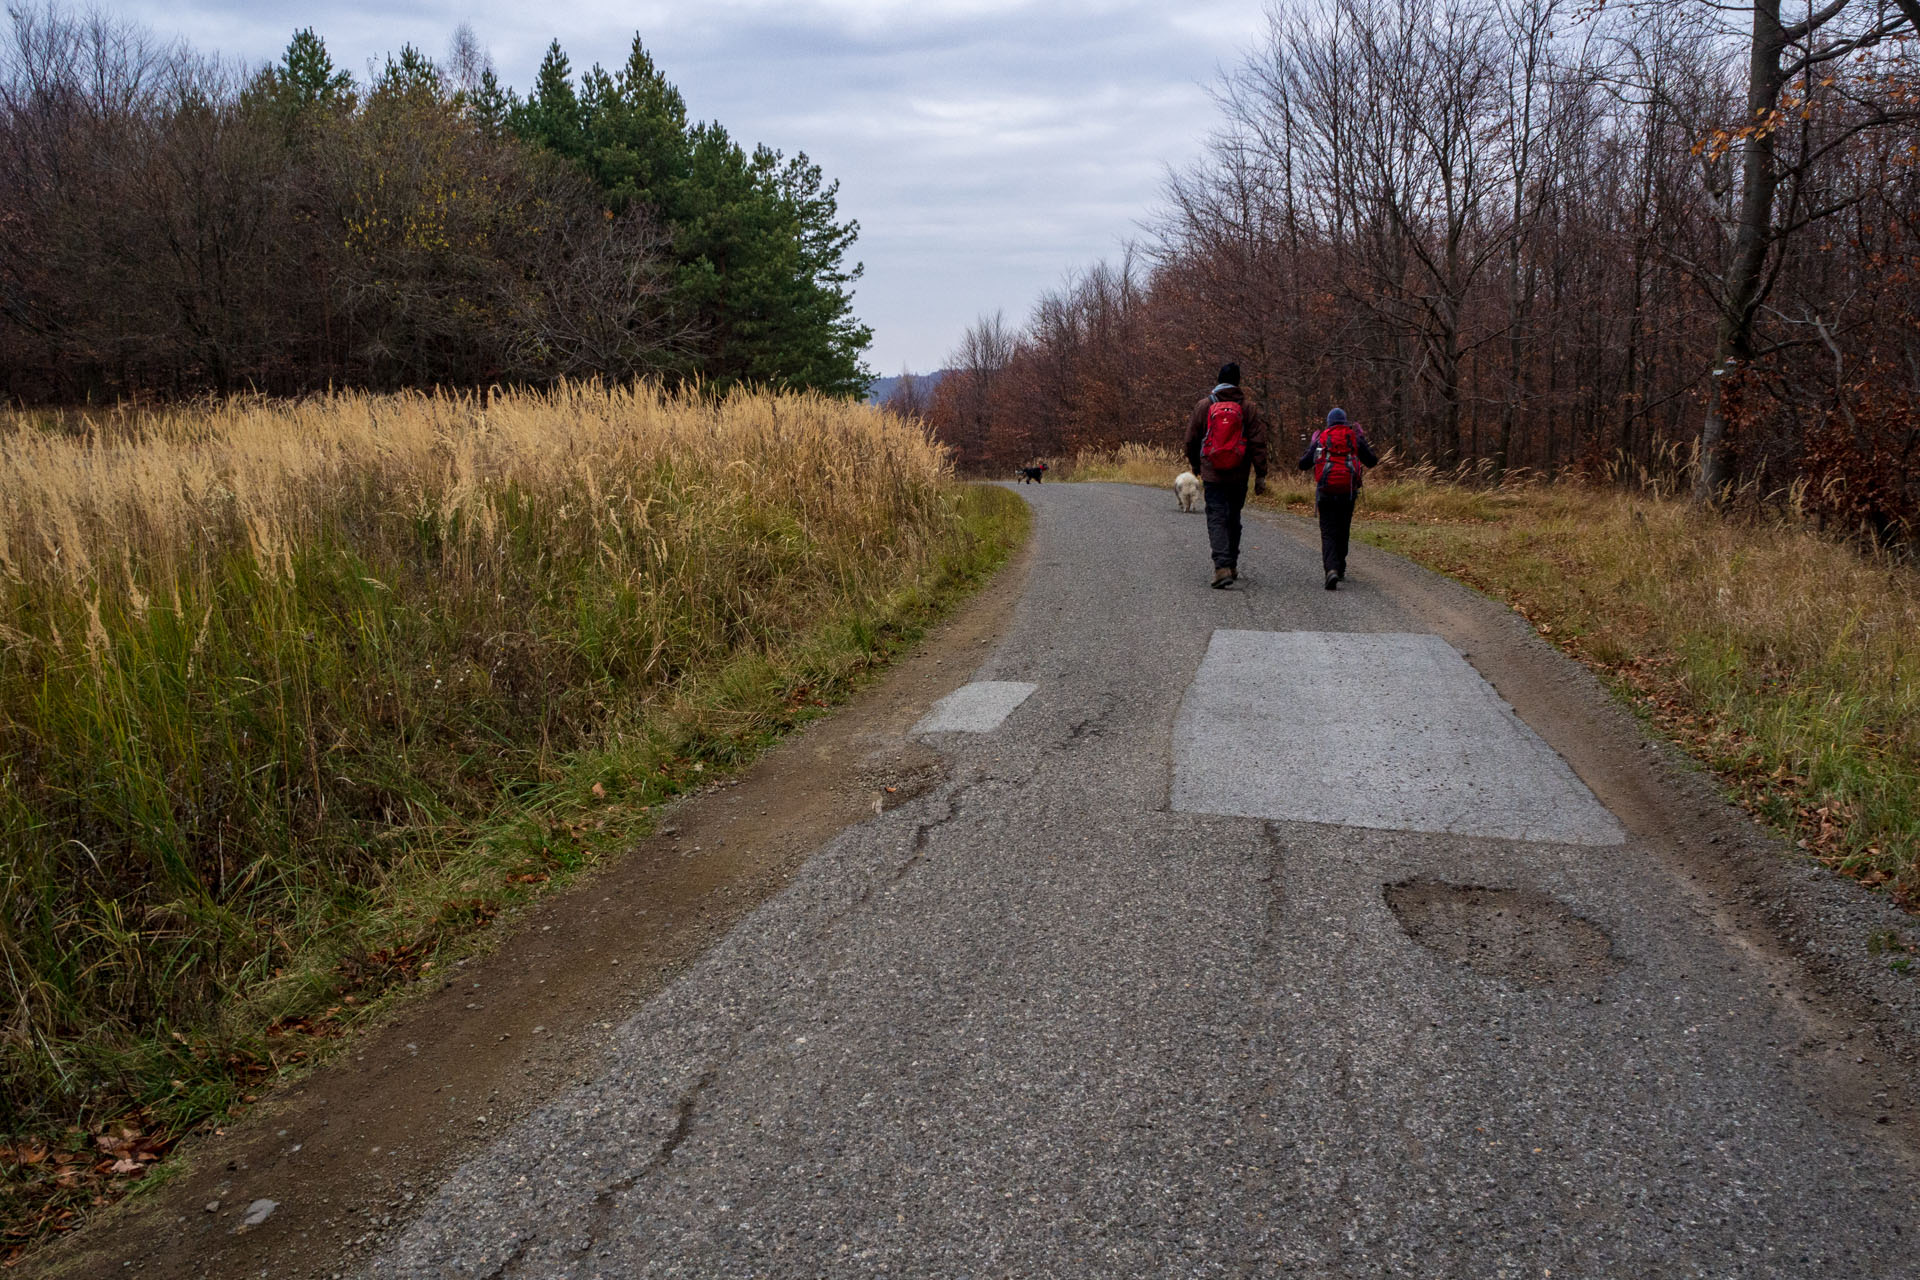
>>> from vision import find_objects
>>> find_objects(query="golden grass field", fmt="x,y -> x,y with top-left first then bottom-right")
0,385 -> 1024,1250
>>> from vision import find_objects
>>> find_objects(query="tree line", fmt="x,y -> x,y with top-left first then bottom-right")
920,0 -> 1920,541
0,7 -> 871,403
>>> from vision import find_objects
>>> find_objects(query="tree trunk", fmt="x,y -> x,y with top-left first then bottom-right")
1440,336 -> 1463,467
1501,275 -> 1525,476
1696,0 -> 1788,505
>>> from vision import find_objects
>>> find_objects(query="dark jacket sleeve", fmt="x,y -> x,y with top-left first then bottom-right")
1298,430 -> 1318,472
1357,431 -> 1380,468
1183,399 -> 1207,471
1246,404 -> 1269,478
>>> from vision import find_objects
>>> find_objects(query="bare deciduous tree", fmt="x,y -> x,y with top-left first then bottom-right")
927,0 -> 1920,542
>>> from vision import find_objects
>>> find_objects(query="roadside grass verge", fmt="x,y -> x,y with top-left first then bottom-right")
0,385 -> 1026,1256
1060,444 -> 1919,911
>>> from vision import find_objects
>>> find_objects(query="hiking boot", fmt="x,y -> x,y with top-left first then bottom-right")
1227,565 -> 1239,583
1334,568 -> 1345,582
1324,570 -> 1339,591
1212,566 -> 1234,589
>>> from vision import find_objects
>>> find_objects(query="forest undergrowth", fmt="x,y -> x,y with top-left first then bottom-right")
0,385 -> 1025,1257
1069,443 -> 1920,911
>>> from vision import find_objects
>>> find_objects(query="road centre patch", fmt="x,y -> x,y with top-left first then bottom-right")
1171,630 -> 1624,845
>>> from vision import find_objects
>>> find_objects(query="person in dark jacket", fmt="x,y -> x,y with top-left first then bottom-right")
1183,363 -> 1269,588
1298,407 -> 1379,590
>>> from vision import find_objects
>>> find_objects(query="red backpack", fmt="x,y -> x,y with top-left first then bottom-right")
1314,424 -> 1363,495
1201,400 -> 1248,471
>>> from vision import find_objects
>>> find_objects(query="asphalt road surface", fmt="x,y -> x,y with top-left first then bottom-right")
369,482 -> 1917,1278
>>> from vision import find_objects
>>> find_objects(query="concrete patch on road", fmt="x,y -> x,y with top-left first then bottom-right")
1171,630 -> 1625,845
912,680 -> 1037,735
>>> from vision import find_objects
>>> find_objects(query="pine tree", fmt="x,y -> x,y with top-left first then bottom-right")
279,28 -> 353,108
573,37 -> 691,209
470,68 -> 513,140
769,151 -> 871,396
512,41 -> 584,159
374,45 -> 442,106
508,33 -> 873,395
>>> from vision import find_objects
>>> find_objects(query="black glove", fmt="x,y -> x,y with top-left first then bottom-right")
1253,476 -> 1268,496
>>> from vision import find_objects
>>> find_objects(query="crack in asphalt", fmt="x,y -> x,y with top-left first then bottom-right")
486,1057 -> 729,1278
1254,822 -> 1289,1008
1052,693 -> 1117,752
893,789 -> 965,884
646,1066 -> 720,1178
791,777 -> 977,1036
517,785 -> 976,1274
578,1064 -> 723,1268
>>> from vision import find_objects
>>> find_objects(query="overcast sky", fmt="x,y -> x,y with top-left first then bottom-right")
106,0 -> 1261,375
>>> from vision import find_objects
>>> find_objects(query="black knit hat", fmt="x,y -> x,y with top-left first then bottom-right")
1217,362 -> 1241,386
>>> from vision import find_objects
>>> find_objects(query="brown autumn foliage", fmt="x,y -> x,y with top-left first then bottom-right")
928,0 -> 1919,545
0,10 -> 684,403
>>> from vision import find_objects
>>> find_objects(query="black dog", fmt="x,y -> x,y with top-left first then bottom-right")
1016,463 -> 1048,484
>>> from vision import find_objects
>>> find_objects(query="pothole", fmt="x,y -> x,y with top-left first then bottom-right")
1385,878 -> 1620,995
857,740 -> 949,812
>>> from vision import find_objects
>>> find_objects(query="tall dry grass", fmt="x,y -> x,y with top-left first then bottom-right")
0,384 -> 1018,1158
1059,443 -> 1199,488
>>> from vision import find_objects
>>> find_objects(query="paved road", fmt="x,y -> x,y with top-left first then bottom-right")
371,483 -> 1916,1278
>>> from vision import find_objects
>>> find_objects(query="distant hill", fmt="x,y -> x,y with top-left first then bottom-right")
867,370 -> 952,405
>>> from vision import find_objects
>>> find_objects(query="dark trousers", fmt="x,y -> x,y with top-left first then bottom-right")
1203,473 -> 1249,569
1317,488 -> 1356,575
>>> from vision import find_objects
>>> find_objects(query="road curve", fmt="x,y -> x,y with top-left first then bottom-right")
369,481 -> 1917,1278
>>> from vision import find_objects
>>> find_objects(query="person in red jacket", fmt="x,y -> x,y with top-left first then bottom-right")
1297,407 -> 1379,590
1183,363 -> 1269,589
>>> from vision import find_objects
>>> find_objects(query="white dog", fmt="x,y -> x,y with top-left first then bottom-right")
1174,470 -> 1200,513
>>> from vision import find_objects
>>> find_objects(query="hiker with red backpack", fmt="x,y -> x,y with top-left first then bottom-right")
1298,407 -> 1379,590
1183,363 -> 1269,589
